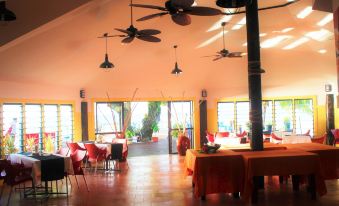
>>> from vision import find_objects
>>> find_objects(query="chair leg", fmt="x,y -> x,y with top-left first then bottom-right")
74,175 -> 79,189
65,175 -> 69,197
68,175 -> 72,187
82,175 -> 89,192
7,186 -> 13,206
56,180 -> 58,194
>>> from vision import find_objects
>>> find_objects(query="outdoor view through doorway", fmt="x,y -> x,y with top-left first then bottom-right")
95,101 -> 194,157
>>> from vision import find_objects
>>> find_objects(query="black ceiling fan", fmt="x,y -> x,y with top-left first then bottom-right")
131,0 -> 222,26
204,22 -> 243,61
113,0 -> 161,44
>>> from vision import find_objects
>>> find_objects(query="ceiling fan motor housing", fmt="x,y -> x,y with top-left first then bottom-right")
216,0 -> 247,8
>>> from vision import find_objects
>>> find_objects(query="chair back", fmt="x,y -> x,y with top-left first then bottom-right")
56,147 -> 70,156
84,143 -> 99,159
67,142 -> 85,154
303,129 -> 311,136
110,144 -> 123,160
271,133 -> 283,141
311,134 -> 326,144
2,160 -> 29,185
236,131 -> 247,137
215,132 -> 229,138
70,149 -> 87,175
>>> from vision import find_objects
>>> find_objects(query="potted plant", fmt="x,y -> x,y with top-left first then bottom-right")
151,123 -> 159,142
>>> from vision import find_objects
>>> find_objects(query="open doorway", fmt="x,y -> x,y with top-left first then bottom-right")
94,101 -> 194,157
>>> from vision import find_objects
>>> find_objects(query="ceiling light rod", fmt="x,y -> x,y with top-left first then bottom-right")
222,22 -> 226,49
99,33 -> 114,69
130,0 -> 133,25
222,0 -> 300,15
171,45 -> 183,76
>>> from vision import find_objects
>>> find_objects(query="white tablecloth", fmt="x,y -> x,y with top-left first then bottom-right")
282,135 -> 311,144
79,140 -> 127,157
8,153 -> 73,184
214,137 -> 241,145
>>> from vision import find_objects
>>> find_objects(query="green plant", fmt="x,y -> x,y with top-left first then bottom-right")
151,123 -> 159,134
125,128 -> 135,139
140,102 -> 162,141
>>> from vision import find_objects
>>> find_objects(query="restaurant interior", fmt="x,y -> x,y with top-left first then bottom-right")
0,0 -> 339,205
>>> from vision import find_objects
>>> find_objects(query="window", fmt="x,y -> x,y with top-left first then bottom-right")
95,102 -> 123,135
60,105 -> 73,147
236,102 -> 250,133
2,104 -> 23,153
44,105 -> 58,152
274,100 -> 293,132
295,99 -> 314,136
0,103 -> 74,154
217,102 -> 234,132
217,98 -> 315,135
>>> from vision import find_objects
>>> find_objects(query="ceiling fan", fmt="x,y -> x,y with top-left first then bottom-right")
113,0 -> 161,44
204,22 -> 243,61
131,0 -> 222,26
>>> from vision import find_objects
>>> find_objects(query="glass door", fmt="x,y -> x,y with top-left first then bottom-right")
168,101 -> 194,154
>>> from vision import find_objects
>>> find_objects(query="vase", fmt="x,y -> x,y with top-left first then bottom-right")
176,135 -> 190,156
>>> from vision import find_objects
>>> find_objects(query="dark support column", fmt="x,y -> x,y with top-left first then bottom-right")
199,100 -> 208,147
326,94 -> 335,144
246,0 -> 264,151
81,102 -> 89,141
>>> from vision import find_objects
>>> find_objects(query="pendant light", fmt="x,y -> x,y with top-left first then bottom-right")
171,45 -> 183,76
0,1 -> 16,21
99,33 -> 114,70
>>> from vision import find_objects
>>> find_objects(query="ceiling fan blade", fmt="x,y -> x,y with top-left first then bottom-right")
171,0 -> 195,9
213,56 -> 223,61
136,35 -> 161,43
137,29 -> 161,36
137,12 -> 168,21
171,13 -> 191,26
121,36 -> 135,44
201,55 -> 219,58
228,52 -> 243,57
115,28 -> 132,35
130,4 -> 167,11
186,6 -> 222,16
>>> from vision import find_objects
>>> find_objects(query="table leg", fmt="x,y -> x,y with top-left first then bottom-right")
292,175 -> 300,192
201,195 -> 206,201
232,192 -> 240,199
308,174 -> 316,200
251,176 -> 260,204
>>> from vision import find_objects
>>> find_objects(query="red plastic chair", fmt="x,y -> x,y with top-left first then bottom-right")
311,134 -> 327,144
271,133 -> 283,141
303,129 -> 311,136
236,131 -> 247,137
215,131 -> 230,138
56,147 -> 70,156
67,142 -> 86,155
84,143 -> 107,173
206,131 -> 215,143
2,160 -> 33,206
70,149 -> 89,191
331,129 -> 339,146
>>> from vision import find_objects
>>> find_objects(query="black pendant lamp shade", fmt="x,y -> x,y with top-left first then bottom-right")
171,62 -> 182,76
171,45 -> 182,76
0,1 -> 16,21
99,33 -> 114,70
100,53 -> 114,69
216,0 -> 247,8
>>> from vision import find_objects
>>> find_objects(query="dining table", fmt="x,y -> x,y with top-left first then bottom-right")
8,152 -> 73,196
185,149 -> 244,199
239,149 -> 326,203
282,143 -> 339,180
282,135 -> 311,144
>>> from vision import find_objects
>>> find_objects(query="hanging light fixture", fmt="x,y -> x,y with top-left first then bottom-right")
99,33 -> 114,70
171,45 -> 183,76
0,1 -> 16,21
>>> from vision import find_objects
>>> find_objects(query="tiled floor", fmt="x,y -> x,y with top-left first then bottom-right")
1,154 -> 339,206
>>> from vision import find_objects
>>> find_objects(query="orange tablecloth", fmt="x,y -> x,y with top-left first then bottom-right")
223,143 -> 287,152
240,149 -> 327,199
185,149 -> 244,197
283,143 -> 339,180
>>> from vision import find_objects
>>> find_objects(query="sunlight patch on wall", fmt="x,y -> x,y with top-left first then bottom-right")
197,31 -> 225,48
